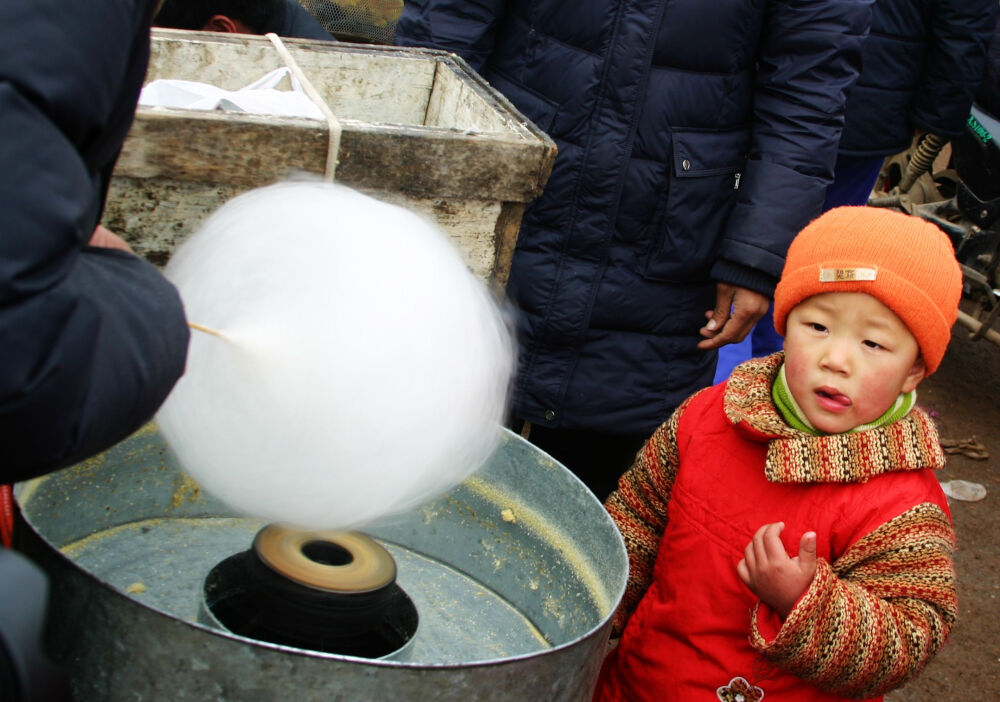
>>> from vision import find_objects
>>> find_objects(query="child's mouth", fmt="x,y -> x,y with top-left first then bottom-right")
815,387 -> 851,410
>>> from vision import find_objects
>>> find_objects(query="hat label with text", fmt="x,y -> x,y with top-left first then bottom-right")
819,267 -> 877,283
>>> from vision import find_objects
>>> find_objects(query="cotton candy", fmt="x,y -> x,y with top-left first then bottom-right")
156,181 -> 514,530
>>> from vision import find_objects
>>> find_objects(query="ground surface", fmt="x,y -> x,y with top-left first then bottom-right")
884,317 -> 1000,700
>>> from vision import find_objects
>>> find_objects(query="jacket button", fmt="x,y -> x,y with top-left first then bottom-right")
681,159 -> 691,171
544,410 -> 556,421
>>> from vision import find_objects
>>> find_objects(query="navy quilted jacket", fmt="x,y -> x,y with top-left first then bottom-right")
0,0 -> 189,481
397,0 -> 871,435
838,0 -> 996,157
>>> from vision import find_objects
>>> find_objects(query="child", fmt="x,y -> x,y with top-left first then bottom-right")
593,206 -> 962,702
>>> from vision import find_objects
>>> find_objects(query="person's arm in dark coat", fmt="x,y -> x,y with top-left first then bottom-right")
697,0 -> 873,348
912,0 -> 997,139
713,0 -> 873,294
0,0 -> 189,482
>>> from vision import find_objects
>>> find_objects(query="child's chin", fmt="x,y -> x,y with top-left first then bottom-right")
806,414 -> 854,435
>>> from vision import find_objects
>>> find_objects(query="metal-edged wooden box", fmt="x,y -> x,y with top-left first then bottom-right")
103,29 -> 556,292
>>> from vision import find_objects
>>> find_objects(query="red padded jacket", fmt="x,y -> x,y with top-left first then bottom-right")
594,354 -> 956,701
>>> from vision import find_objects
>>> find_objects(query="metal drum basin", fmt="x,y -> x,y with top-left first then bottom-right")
15,425 -> 627,701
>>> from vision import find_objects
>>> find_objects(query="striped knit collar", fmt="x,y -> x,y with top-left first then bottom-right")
723,353 -> 944,483
771,363 -> 917,435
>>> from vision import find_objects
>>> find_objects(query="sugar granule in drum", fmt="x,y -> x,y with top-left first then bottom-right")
155,181 -> 515,530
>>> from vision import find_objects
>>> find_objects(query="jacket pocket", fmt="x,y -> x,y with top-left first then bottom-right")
644,127 -> 750,282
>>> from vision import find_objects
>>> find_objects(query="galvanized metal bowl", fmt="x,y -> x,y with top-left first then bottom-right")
16,425 -> 627,701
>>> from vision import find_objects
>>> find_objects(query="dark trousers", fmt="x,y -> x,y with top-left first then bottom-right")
516,422 -> 648,502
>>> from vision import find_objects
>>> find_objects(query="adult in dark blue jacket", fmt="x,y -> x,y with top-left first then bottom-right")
397,0 -> 871,497
825,0 -> 997,207
0,0 -> 189,482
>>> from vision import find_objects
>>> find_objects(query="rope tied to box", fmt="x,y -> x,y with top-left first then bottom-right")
265,33 -> 341,182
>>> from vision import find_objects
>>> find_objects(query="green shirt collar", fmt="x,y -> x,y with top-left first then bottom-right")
771,363 -> 916,436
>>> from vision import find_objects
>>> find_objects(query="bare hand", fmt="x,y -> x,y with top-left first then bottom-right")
88,224 -> 134,253
697,283 -> 770,350
736,522 -> 817,619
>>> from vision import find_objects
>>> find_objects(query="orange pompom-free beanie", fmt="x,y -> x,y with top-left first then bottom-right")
773,206 -> 962,375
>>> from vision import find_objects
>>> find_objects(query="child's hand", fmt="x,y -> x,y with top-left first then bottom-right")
736,522 -> 817,619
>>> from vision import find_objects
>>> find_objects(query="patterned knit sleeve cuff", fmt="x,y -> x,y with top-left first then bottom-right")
751,601 -> 784,645
749,558 -> 836,658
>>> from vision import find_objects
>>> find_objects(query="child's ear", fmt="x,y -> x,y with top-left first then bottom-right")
901,355 -> 926,393
202,14 -> 241,33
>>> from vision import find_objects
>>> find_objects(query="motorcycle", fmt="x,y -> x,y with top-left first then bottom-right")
868,102 -> 1000,348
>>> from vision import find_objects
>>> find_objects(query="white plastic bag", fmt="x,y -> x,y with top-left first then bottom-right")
138,67 -> 324,120
940,479 -> 988,502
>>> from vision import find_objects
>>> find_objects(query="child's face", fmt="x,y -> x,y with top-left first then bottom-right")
782,292 -> 926,434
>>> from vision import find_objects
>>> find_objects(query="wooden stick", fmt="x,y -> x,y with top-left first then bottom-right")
957,310 -> 1000,347
188,322 -> 228,340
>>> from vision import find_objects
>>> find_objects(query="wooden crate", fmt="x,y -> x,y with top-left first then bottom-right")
103,29 -> 556,292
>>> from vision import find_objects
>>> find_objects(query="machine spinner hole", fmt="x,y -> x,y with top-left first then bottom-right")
203,536 -> 418,658
302,540 -> 353,566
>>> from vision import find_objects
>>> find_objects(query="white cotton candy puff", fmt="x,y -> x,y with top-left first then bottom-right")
155,181 -> 515,530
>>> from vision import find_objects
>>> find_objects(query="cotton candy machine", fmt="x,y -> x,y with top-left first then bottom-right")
15,425 -> 627,701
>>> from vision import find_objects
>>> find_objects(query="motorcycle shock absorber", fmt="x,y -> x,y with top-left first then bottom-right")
898,133 -> 948,194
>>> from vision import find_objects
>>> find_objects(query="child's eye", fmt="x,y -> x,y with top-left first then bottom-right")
808,322 -> 827,333
862,339 -> 883,350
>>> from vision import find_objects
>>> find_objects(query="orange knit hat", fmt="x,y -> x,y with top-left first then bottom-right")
773,206 -> 962,375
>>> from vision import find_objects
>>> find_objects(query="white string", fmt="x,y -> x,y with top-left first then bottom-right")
265,32 -> 341,181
